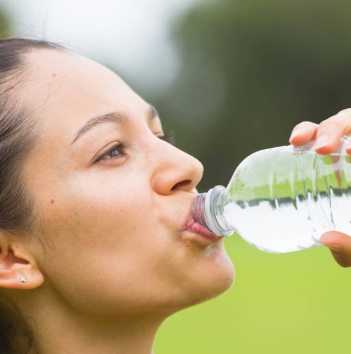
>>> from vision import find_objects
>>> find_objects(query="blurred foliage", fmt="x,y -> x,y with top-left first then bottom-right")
152,0 -> 351,191
0,6 -> 12,39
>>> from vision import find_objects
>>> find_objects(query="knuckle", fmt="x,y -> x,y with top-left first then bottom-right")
337,108 -> 351,116
319,117 -> 341,128
322,110 -> 351,131
318,119 -> 333,128
319,109 -> 351,131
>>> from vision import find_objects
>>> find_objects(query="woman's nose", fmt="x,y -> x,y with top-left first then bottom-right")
150,141 -> 204,196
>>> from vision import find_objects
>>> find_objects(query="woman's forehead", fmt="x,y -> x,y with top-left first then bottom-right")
26,49 -> 140,110
24,50 -> 147,139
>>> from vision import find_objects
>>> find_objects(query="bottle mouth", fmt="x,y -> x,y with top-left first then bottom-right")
192,187 -> 234,237
191,193 -> 212,232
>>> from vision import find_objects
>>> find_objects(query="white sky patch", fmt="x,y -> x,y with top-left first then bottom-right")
2,0 -> 201,91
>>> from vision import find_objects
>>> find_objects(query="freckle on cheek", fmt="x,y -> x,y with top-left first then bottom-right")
50,199 -> 55,204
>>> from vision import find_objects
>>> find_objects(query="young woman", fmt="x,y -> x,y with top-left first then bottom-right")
0,38 -> 234,354
0,37 -> 349,354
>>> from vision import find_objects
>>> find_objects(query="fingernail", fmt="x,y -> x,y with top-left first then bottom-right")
289,129 -> 300,143
314,134 -> 329,150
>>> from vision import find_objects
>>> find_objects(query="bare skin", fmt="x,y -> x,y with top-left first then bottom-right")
0,49 -> 234,354
290,108 -> 351,267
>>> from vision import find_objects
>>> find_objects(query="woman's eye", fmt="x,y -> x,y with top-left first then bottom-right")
95,132 -> 174,165
96,143 -> 127,163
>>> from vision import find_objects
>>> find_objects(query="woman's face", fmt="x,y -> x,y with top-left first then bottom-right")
22,50 -> 234,315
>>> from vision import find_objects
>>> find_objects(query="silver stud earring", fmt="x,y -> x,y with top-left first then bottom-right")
20,276 -> 27,283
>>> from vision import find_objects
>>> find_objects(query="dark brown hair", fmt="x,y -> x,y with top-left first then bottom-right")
0,37 -> 64,354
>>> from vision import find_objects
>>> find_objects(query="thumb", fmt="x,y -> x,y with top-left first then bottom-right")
320,231 -> 351,267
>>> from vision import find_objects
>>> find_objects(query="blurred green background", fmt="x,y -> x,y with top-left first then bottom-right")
2,1 -> 351,353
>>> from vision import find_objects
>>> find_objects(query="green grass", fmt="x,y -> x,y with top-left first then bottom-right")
154,235 -> 351,354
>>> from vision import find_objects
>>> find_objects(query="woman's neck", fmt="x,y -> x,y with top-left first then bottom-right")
17,289 -> 166,354
28,309 -> 163,354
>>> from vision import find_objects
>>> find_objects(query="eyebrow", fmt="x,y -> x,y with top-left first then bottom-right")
70,104 -> 159,145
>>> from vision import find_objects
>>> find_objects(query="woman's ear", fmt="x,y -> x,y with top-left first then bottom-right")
0,230 -> 44,290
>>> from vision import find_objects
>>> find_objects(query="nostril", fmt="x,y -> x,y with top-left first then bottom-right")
171,180 -> 191,191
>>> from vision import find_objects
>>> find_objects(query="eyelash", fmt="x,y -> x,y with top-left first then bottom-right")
96,131 -> 175,164
157,131 -> 175,144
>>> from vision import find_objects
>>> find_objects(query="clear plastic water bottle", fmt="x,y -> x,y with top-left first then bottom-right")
191,137 -> 351,253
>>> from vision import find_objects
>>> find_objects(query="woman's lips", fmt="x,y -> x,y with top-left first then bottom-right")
185,218 -> 223,242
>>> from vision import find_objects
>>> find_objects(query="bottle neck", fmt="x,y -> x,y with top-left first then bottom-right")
191,185 -> 234,237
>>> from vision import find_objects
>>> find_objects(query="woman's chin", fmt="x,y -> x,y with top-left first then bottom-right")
197,256 -> 235,303
177,252 -> 235,309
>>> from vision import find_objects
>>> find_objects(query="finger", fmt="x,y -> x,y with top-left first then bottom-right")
320,231 -> 351,267
289,121 -> 318,146
314,109 -> 351,155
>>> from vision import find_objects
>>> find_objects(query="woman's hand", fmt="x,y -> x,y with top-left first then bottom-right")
289,108 -> 351,267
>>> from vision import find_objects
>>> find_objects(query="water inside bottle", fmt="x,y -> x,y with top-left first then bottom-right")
224,145 -> 351,253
